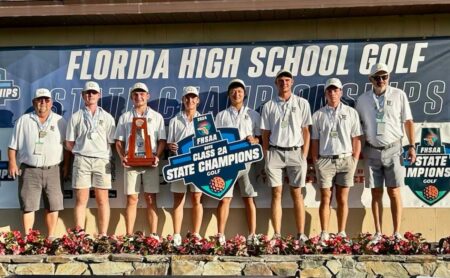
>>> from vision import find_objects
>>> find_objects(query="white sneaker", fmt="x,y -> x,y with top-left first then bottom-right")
217,233 -> 226,245
191,232 -> 202,240
319,231 -> 330,245
393,232 -> 408,242
337,231 -> 347,238
246,234 -> 255,245
297,233 -> 309,243
369,232 -> 382,245
149,233 -> 160,241
272,233 -> 281,240
173,233 -> 182,247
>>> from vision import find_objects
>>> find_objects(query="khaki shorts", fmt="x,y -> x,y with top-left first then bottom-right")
236,168 -> 257,198
363,143 -> 405,188
265,148 -> 307,188
170,180 -> 202,193
18,164 -> 63,212
125,166 -> 160,194
72,155 -> 112,189
315,155 -> 356,188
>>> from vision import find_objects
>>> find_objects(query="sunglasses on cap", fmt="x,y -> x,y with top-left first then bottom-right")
372,75 -> 389,81
34,97 -> 51,103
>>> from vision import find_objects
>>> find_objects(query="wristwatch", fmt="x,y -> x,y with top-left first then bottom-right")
406,144 -> 415,150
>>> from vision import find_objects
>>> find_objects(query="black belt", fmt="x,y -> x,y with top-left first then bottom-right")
365,141 -> 399,150
270,145 -> 300,151
22,163 -> 58,170
320,153 -> 352,159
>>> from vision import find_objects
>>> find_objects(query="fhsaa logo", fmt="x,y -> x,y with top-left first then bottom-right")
0,68 -> 20,105
405,128 -> 450,206
163,113 -> 263,200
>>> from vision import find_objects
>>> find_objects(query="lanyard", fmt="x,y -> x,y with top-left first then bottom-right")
83,107 -> 101,133
277,97 -> 292,123
181,111 -> 199,135
31,112 -> 53,142
372,91 -> 386,112
325,103 -> 341,131
132,106 -> 150,118
230,106 -> 248,128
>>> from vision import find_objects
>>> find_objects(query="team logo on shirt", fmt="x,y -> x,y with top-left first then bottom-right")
0,68 -> 20,105
163,113 -> 263,200
404,128 -> 450,206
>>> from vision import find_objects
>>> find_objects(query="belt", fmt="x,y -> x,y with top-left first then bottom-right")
22,163 -> 58,170
270,145 -> 300,151
320,153 -> 352,159
366,141 -> 399,150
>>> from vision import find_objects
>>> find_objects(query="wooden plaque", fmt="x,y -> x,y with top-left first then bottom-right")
126,117 -> 155,167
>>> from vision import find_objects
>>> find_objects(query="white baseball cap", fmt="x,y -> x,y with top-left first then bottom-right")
275,68 -> 293,79
325,78 -> 343,90
370,63 -> 390,76
130,82 -> 149,93
83,81 -> 101,93
183,86 -> 199,97
227,79 -> 246,91
33,88 -> 51,100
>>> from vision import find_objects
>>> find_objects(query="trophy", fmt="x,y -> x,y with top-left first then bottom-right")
126,117 -> 155,166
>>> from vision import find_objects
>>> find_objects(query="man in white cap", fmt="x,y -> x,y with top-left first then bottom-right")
311,78 -> 362,244
214,78 -> 261,245
115,82 -> 166,237
65,81 -> 116,236
356,63 -> 416,243
167,86 -> 203,246
8,88 -> 67,238
260,69 -> 312,241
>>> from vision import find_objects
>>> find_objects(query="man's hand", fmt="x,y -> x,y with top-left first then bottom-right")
407,147 -> 417,164
167,142 -> 178,153
151,156 -> 160,168
121,156 -> 130,168
246,136 -> 259,145
8,162 -> 19,179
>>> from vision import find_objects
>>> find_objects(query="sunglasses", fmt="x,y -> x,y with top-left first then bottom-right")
34,97 -> 51,103
84,91 -> 99,95
372,75 -> 389,81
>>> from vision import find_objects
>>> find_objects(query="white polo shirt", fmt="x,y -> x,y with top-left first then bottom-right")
356,86 -> 413,147
167,111 -> 200,143
312,103 -> 362,156
9,112 -> 66,167
260,94 -> 312,147
66,107 -> 116,159
215,106 -> 261,139
114,107 -> 166,154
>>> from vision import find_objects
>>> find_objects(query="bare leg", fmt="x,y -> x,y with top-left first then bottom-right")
290,186 -> 305,234
371,188 -> 384,233
172,193 -> 186,234
144,193 -> 158,234
74,188 -> 89,229
95,188 -> 110,235
125,194 -> 139,235
242,197 -> 256,235
45,209 -> 59,237
22,211 -> 35,234
336,186 -> 350,233
271,186 -> 283,234
191,192 -> 203,234
387,187 -> 402,234
217,197 -> 232,234
319,187 -> 332,232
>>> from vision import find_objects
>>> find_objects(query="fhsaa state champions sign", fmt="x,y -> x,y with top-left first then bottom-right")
163,113 -> 263,200
405,128 -> 450,206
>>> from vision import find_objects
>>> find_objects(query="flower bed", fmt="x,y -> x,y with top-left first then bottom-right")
0,228 -> 439,256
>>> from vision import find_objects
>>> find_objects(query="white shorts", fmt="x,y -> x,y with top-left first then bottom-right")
125,166 -> 159,195
72,155 -> 112,189
315,155 -> 356,188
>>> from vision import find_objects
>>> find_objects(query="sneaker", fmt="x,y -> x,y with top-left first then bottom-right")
319,231 -> 329,246
272,233 -> 281,240
216,233 -> 226,245
173,233 -> 182,247
149,233 -> 160,241
297,233 -> 309,243
393,232 -> 408,242
337,231 -> 347,238
191,232 -> 202,240
246,234 -> 256,245
369,232 -> 382,245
